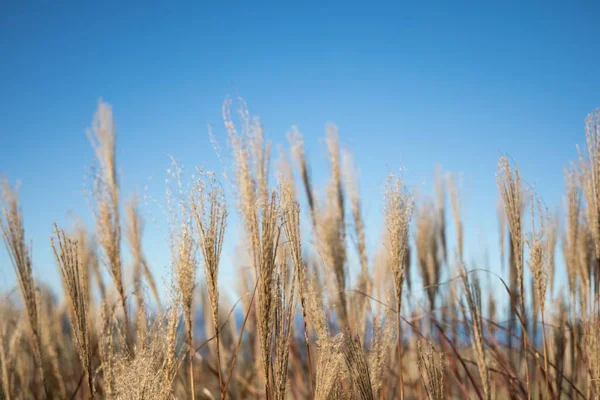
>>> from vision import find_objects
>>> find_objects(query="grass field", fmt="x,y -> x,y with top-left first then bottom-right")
1,100 -> 600,399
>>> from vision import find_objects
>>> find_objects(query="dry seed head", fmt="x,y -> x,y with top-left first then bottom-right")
578,109 -> 600,258
447,173 -> 464,260
577,223 -> 594,313
51,224 -> 93,395
435,167 -> 448,264
384,173 -> 413,311
343,333 -> 374,400
306,268 -> 329,340
289,127 -> 317,227
314,334 -> 345,400
526,196 -> 550,312
111,311 -> 181,399
255,191 -> 281,392
497,156 -> 525,311
191,170 -> 227,331
563,164 -> 581,299
174,223 -> 197,335
415,199 -> 441,309
88,100 -> 122,284
417,340 -> 445,400
0,179 -> 46,388
314,125 -> 349,328
368,306 -> 396,394
342,149 -> 371,333
584,314 -> 600,398
125,196 -> 145,310
551,299 -> 568,395
460,268 -> 490,400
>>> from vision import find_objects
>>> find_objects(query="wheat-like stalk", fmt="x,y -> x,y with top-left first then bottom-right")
460,269 -> 491,400
578,109 -> 600,261
314,126 -> 349,330
191,169 -> 228,396
314,335 -> 344,400
273,255 -> 297,400
417,341 -> 445,400
563,164 -> 581,308
225,99 -> 281,398
87,100 -> 131,347
497,155 -> 530,394
342,150 -> 371,335
51,224 -> 94,397
384,172 -> 412,400
280,169 -> 314,392
527,194 -> 552,396
0,179 -> 47,396
497,156 -> 525,307
343,333 -> 374,400
416,199 -> 441,312
6,98 -> 600,399
174,222 -> 197,398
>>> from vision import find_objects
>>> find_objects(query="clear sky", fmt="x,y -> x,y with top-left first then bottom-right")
1,2 -> 599,307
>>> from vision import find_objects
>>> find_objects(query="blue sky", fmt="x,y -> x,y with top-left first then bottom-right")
1,2 -> 599,308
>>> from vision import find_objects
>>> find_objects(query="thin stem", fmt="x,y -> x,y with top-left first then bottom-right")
519,283 -> 531,400
216,323 -> 224,398
541,310 -> 551,399
397,309 -> 405,400
188,323 -> 195,400
222,281 -> 258,400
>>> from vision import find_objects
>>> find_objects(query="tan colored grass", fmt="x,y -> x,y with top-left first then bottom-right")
435,167 -> 448,265
584,314 -> 600,399
173,223 -> 197,398
273,253 -> 297,400
497,156 -> 530,393
551,299 -> 568,396
280,166 -> 314,392
52,224 -> 94,397
110,307 -> 180,399
5,99 -> 600,399
563,164 -> 581,308
460,270 -> 491,400
0,179 -> 47,395
343,333 -> 374,400
38,290 -> 67,398
0,307 -> 10,400
125,197 -> 162,321
88,100 -> 130,346
342,150 -> 371,335
417,340 -> 445,400
289,128 -> 317,228
384,172 -> 413,399
313,126 -> 349,330
450,174 -> 490,400
75,223 -> 106,301
497,156 -> 525,312
415,199 -> 441,311
498,198 -> 507,271
578,109 -> 600,260
191,169 -> 228,396
224,99 -> 283,398
368,307 -> 395,395
314,334 -> 344,400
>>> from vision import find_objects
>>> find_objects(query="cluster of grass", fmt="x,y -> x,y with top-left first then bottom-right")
1,100 -> 600,399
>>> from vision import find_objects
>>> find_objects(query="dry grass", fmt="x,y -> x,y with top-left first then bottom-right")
4,101 -> 600,400
51,224 -> 94,397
